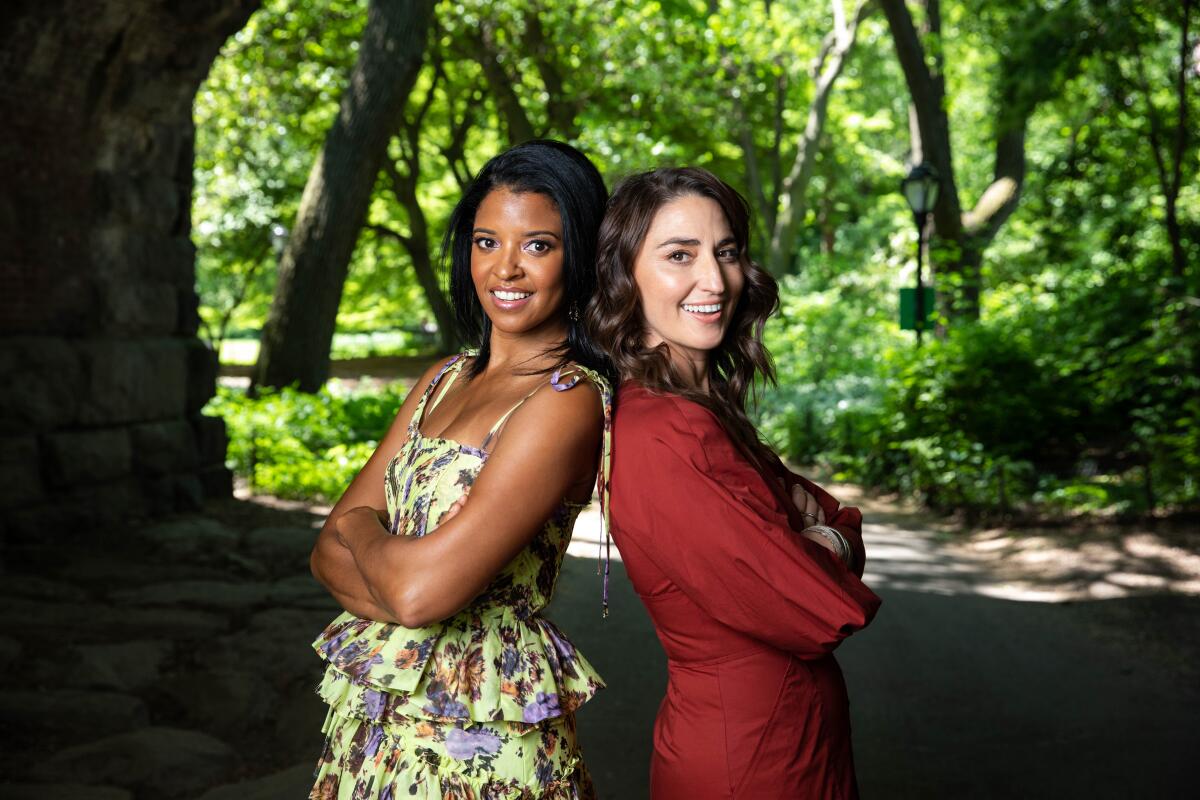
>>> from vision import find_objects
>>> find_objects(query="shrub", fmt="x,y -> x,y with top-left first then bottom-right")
205,380 -> 409,502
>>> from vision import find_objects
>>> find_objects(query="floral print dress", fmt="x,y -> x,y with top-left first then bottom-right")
311,354 -> 612,800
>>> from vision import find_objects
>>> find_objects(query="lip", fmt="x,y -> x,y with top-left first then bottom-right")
489,287 -> 535,312
681,301 -> 725,325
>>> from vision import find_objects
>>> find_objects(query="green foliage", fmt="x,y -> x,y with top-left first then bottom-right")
194,0 -> 1198,516
206,381 -> 409,502
760,260 -> 1199,517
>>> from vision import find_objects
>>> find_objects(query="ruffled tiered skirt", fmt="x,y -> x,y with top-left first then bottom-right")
309,609 -> 603,799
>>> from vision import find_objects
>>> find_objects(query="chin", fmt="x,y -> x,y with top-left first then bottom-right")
488,312 -> 554,336
685,329 -> 728,351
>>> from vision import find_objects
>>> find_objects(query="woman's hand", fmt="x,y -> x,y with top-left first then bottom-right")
335,506 -> 389,549
791,483 -> 826,527
792,484 -> 845,557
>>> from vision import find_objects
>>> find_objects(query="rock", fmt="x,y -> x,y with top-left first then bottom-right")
267,574 -> 338,609
7,479 -> 148,542
198,620 -> 325,687
197,464 -> 234,499
155,668 -> 281,738
191,414 -> 228,465
31,726 -> 234,798
247,606 -> 335,635
0,599 -> 228,644
75,339 -> 187,426
70,639 -> 173,692
131,516 -> 239,562
245,526 -> 318,574
0,689 -> 148,736
58,554 -> 231,588
0,435 -> 43,509
44,428 -> 132,486
174,474 -> 204,511
111,580 -> 274,612
185,338 -> 219,415
0,784 -> 133,800
272,688 -> 330,762
0,635 -> 21,669
0,337 -> 84,434
0,574 -> 89,603
99,280 -> 177,336
195,762 -> 314,800
110,582 -> 272,614
130,420 -> 197,476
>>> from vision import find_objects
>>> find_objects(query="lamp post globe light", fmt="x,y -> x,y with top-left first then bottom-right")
900,163 -> 940,345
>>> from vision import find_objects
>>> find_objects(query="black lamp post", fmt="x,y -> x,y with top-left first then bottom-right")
900,163 -> 940,345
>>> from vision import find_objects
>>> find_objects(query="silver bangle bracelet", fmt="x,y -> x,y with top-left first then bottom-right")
803,524 -> 854,570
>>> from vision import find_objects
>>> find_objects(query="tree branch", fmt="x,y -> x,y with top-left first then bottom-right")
522,3 -> 579,138
1172,0 -> 1192,202
367,222 -> 414,252
962,125 -> 1026,238
765,0 -> 872,274
470,20 -> 536,144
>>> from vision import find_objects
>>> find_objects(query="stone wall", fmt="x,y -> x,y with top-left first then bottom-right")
0,0 -> 262,541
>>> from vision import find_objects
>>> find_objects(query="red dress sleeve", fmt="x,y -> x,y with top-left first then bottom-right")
612,390 -> 881,658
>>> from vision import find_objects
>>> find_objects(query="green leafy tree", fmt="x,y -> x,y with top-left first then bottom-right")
253,0 -> 436,393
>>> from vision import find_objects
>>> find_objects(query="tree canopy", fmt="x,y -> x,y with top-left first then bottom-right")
195,0 -> 1198,516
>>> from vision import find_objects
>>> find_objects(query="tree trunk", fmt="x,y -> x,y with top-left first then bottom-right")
252,0 -> 435,393
764,0 -> 870,275
880,0 -> 1045,321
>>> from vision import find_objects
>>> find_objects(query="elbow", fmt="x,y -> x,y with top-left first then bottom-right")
309,538 -> 328,587
810,594 -> 882,656
797,618 -> 867,660
379,582 -> 440,629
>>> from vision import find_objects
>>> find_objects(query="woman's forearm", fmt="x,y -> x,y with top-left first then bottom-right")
345,528 -> 426,626
311,526 -> 397,621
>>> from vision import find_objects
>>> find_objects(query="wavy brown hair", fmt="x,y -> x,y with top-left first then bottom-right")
585,167 -> 781,474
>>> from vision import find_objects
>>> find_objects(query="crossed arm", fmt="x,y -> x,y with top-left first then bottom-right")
309,366 -> 602,628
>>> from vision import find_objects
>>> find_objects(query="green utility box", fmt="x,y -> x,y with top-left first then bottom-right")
899,287 -> 936,330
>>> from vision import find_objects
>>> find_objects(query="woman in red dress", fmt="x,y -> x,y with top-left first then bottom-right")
586,167 -> 881,799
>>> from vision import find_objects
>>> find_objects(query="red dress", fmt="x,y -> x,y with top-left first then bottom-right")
609,383 -> 882,799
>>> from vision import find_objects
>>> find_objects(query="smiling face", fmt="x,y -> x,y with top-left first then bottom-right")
632,194 -> 745,372
470,187 -> 567,339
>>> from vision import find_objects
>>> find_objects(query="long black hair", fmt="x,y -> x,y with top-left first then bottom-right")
443,139 -> 612,381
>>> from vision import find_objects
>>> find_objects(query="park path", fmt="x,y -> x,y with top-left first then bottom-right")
2,489 -> 1195,798
557,491 -> 1200,799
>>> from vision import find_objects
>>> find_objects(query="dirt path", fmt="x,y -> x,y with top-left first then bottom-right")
555,490 -> 1200,798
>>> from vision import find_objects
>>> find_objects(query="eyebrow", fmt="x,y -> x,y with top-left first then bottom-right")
473,227 -> 561,239
655,236 -> 738,248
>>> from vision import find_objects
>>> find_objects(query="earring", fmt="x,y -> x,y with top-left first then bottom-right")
569,302 -> 580,322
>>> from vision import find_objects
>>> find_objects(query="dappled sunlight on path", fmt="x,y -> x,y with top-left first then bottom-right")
835,484 -> 1200,603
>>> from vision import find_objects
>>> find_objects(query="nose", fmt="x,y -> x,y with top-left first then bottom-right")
696,251 -> 726,295
493,242 -> 524,280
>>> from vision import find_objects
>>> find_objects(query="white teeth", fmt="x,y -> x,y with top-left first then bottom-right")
494,290 -> 532,301
682,303 -> 722,313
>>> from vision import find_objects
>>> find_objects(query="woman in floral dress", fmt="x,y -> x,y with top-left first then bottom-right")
308,140 -> 613,800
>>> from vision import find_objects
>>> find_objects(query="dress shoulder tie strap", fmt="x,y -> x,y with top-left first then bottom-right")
479,381 -> 545,452
410,353 -> 472,434
550,365 -> 615,618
